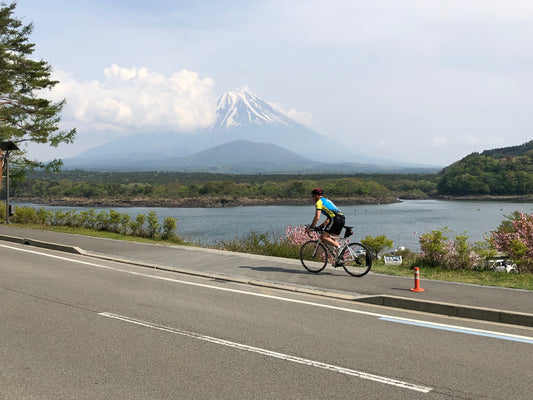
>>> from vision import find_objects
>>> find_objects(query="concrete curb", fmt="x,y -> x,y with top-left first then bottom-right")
3,233 -> 533,327
355,295 -> 533,327
0,234 -> 84,254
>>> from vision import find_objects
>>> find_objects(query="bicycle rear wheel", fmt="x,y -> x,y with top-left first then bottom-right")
341,242 -> 372,277
300,240 -> 328,273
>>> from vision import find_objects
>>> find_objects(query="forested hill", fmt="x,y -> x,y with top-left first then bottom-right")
480,140 -> 533,158
437,140 -> 533,195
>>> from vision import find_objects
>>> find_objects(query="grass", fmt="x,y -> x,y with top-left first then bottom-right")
371,262 -> 533,290
5,223 -> 533,291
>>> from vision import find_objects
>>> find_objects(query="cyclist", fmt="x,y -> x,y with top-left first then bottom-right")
306,188 -> 345,255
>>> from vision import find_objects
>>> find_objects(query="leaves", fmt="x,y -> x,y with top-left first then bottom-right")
361,235 -> 393,258
490,212 -> 533,272
0,2 -> 75,177
437,142 -> 533,195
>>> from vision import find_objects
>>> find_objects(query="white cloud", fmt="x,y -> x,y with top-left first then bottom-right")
463,135 -> 480,145
432,136 -> 447,146
51,65 -> 217,133
268,101 -> 314,127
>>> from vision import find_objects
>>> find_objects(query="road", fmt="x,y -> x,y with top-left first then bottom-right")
2,241 -> 533,399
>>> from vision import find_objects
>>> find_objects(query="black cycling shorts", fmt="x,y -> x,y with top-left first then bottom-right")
324,215 -> 345,236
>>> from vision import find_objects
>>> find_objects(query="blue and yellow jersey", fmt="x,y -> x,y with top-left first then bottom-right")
315,197 -> 343,219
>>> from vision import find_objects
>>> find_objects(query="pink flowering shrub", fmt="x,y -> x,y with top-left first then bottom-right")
286,225 -> 334,262
285,225 -> 318,246
490,212 -> 533,273
419,228 -> 485,270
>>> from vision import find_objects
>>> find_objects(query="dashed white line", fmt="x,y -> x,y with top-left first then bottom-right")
99,311 -> 433,393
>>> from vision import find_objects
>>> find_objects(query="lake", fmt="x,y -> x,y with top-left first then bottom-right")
14,199 -> 533,250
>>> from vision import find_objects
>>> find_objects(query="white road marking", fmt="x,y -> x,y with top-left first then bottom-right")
380,317 -> 533,344
99,311 -> 433,393
3,243 -> 533,345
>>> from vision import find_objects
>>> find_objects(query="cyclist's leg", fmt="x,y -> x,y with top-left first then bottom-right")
320,231 -> 339,249
323,215 -> 344,249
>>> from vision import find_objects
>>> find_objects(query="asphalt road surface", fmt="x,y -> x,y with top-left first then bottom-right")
2,241 -> 533,399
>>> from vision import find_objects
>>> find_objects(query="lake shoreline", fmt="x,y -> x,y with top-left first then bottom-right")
435,195 -> 533,202
12,195 -> 400,208
9,198 -> 533,252
12,194 -> 533,209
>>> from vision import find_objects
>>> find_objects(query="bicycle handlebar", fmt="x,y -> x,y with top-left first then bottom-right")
305,224 -> 323,237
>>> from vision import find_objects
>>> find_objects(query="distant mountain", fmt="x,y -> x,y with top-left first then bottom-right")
212,90 -> 293,130
68,139 -> 408,174
63,89 -> 439,173
154,140 -> 315,173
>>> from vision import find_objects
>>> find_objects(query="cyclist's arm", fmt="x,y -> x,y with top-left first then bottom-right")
310,209 -> 322,228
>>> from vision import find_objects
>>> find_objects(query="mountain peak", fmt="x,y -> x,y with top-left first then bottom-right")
211,89 -> 292,130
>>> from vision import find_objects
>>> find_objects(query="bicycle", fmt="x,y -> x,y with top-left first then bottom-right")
299,225 -> 372,277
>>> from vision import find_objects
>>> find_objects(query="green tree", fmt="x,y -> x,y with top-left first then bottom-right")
361,235 -> 393,258
0,2 -> 75,183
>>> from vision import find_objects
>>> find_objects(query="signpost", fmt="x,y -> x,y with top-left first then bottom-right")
0,141 -> 20,224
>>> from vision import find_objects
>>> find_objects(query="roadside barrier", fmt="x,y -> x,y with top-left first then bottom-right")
410,267 -> 425,292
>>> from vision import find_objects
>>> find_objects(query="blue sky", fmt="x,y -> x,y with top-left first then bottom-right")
14,0 -> 533,165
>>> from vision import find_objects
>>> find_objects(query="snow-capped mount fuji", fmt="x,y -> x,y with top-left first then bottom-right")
204,89 -> 357,162
63,89 -> 430,172
211,90 -> 292,130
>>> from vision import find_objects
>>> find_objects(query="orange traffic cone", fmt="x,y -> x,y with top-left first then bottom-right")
410,267 -> 425,292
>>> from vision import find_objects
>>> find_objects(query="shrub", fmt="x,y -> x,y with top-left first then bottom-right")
418,228 -> 483,270
419,228 -> 451,268
146,211 -> 160,238
219,231 -> 301,259
130,214 -> 147,237
79,209 -> 98,229
361,235 -> 393,258
36,208 -> 51,225
10,206 -> 37,224
162,216 -> 177,240
4,205 -> 179,242
490,212 -> 533,273
120,213 -> 131,235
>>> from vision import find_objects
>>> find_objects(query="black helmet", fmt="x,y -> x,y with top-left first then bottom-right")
311,188 -> 323,196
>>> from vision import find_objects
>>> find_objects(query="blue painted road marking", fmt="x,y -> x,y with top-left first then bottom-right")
380,317 -> 533,344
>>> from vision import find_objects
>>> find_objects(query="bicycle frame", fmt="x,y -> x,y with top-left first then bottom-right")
300,225 -> 372,277
305,229 -> 350,262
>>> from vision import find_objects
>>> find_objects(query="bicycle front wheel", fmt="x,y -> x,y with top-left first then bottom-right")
300,240 -> 328,273
341,242 -> 372,277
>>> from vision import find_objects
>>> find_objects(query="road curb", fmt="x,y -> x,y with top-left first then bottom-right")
3,233 -> 533,327
354,295 -> 533,327
0,234 -> 84,254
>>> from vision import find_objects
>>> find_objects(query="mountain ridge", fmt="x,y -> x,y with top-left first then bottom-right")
64,89 -> 441,173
